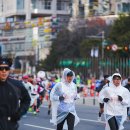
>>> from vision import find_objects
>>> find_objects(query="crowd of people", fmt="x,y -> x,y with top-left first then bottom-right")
0,55 -> 130,130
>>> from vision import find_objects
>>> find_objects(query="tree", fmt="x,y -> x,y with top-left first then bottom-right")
41,18 -> 111,70
109,14 -> 130,44
42,28 -> 85,70
80,38 -> 102,58
109,14 -> 130,57
86,17 -> 110,37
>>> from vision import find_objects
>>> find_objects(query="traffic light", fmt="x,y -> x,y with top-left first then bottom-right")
124,46 -> 128,51
106,45 -> 111,50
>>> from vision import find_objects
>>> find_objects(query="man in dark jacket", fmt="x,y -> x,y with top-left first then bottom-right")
0,56 -> 31,130
124,77 -> 130,119
96,74 -> 110,121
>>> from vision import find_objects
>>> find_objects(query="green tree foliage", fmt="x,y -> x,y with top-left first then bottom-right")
80,39 -> 101,58
41,18 -> 110,70
109,14 -> 130,57
42,28 -> 85,70
109,14 -> 130,44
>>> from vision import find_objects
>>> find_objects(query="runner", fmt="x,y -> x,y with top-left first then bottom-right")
124,77 -> 130,120
50,68 -> 80,130
22,75 -> 33,97
37,71 -> 48,107
30,79 -> 39,115
99,73 -> 130,130
96,75 -> 110,121
75,75 -> 81,93
47,76 -> 56,115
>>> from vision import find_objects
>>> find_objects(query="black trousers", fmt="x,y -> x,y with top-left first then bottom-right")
0,119 -> 18,130
108,116 -> 118,130
57,113 -> 75,130
99,103 -> 104,117
127,107 -> 129,116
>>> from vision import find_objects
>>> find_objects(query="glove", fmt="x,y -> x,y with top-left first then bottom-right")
11,112 -> 21,122
118,95 -> 123,102
103,98 -> 110,103
59,95 -> 65,101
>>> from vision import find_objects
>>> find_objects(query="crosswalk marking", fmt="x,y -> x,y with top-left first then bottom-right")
80,118 -> 105,124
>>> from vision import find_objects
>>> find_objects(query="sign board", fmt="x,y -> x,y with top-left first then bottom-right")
102,40 -> 108,46
112,44 -> 118,51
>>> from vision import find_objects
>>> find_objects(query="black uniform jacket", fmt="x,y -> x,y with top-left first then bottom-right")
0,77 -> 31,130
124,83 -> 130,92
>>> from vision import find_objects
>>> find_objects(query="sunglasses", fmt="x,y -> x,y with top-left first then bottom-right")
0,66 -> 10,71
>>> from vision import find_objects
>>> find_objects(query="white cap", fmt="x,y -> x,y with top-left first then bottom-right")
37,71 -> 45,78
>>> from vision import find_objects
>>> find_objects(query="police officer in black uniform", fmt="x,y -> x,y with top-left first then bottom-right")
0,56 -> 31,130
124,77 -> 130,119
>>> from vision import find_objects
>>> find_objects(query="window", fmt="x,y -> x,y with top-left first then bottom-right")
44,0 -> 51,10
57,1 -> 66,10
4,44 -> 8,51
117,4 -> 121,12
19,43 -> 24,51
6,44 -> 11,51
15,43 -> 24,51
79,6 -> 85,17
122,3 -> 130,12
17,0 -> 24,10
39,0 -> 44,9
31,0 -> 37,9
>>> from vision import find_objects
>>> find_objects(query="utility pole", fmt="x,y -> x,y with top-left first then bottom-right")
101,31 -> 105,59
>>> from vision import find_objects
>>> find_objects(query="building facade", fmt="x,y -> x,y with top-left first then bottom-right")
72,0 -> 130,18
0,0 -> 72,73
0,0 -> 71,21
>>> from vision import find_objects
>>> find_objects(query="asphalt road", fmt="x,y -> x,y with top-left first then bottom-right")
19,99 -> 130,130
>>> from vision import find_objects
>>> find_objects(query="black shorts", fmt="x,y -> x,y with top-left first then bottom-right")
39,89 -> 46,98
99,103 -> 104,108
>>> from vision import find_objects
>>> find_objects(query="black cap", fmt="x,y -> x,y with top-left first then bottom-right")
0,56 -> 12,67
67,71 -> 73,77
128,77 -> 130,82
104,74 -> 109,79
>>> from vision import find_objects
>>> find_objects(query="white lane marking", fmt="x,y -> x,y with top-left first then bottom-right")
24,118 -> 105,130
80,118 -> 105,124
41,105 -> 48,108
24,124 -> 55,130
40,105 -> 104,124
